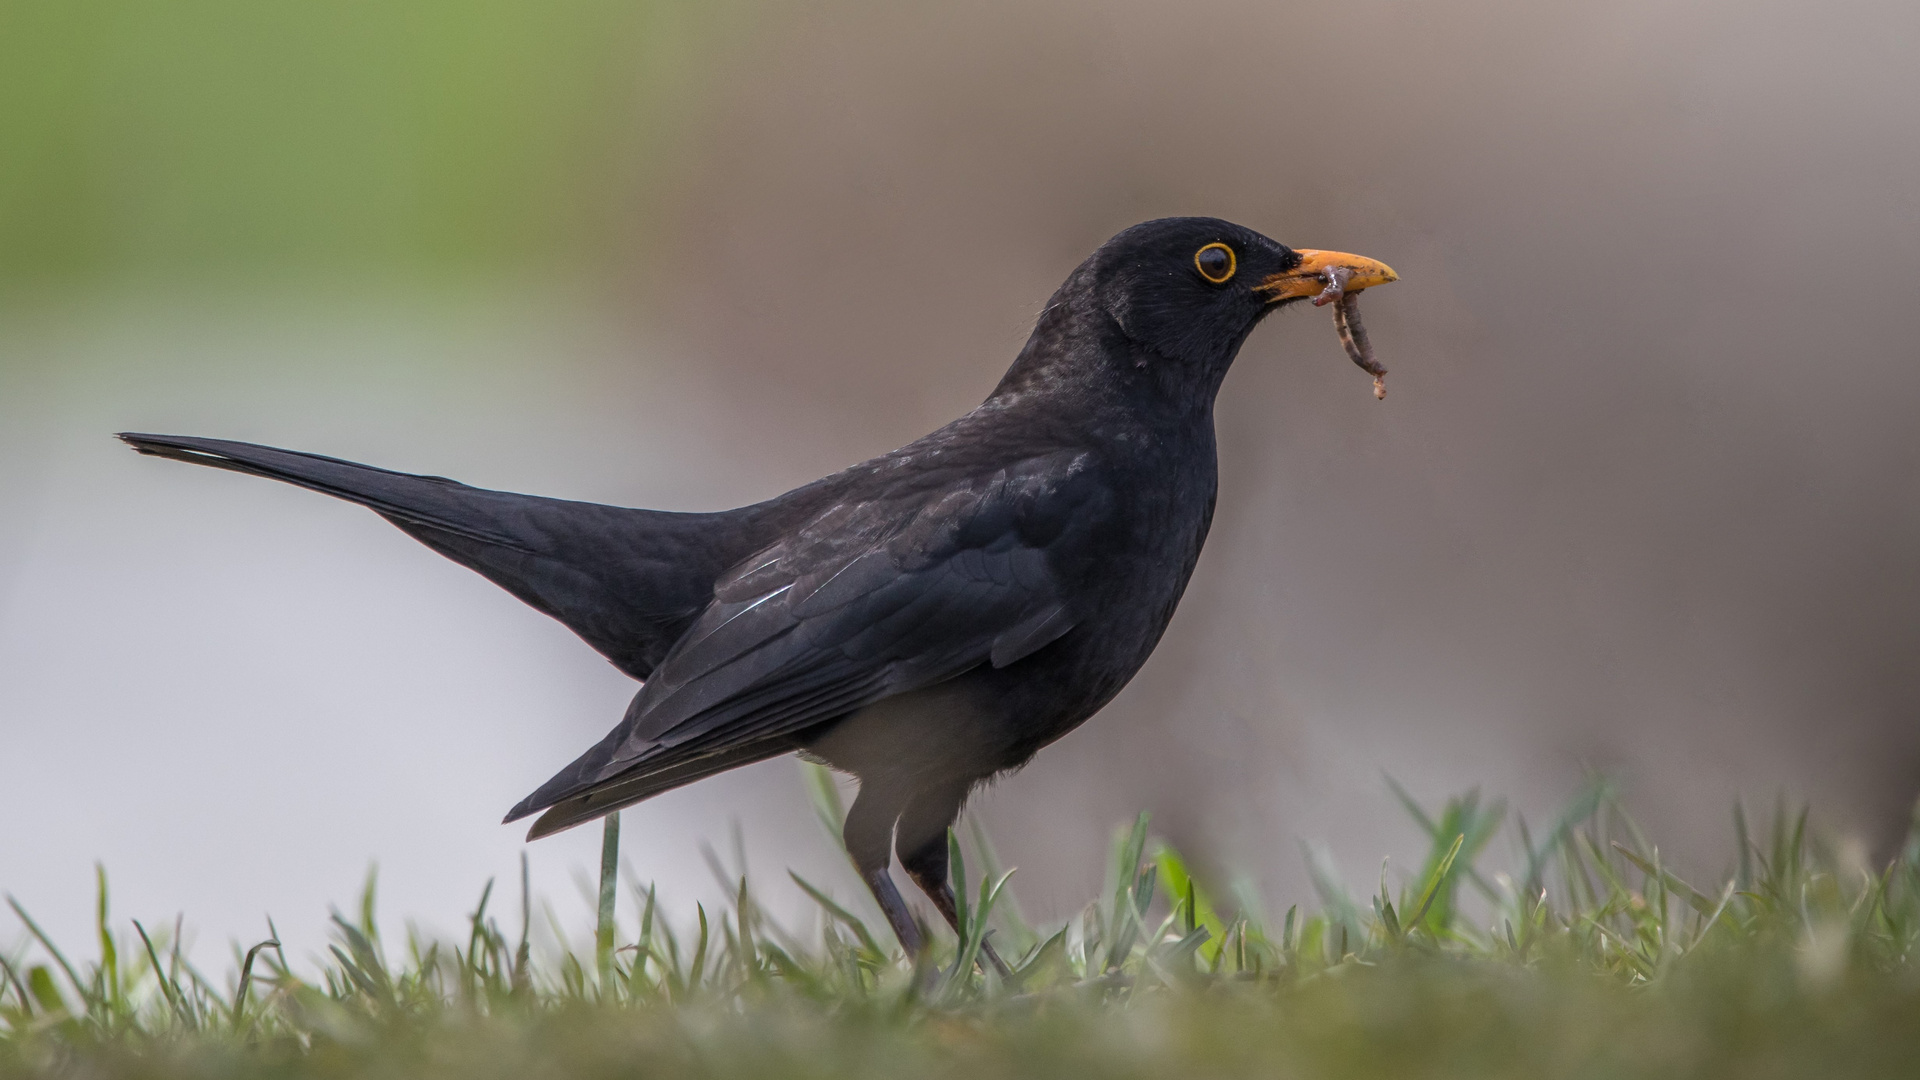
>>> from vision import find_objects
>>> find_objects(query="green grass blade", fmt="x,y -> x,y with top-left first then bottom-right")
132,919 -> 191,1027
231,937 -> 280,1025
1154,844 -> 1228,962
949,829 -> 970,946
596,812 -> 621,993
5,896 -> 85,1007
93,864 -> 117,1016
801,761 -> 848,846
1407,833 -> 1467,933
790,872 -> 883,957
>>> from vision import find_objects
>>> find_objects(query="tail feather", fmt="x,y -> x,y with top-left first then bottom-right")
511,739 -> 801,840
120,433 -> 757,679
122,434 -> 531,546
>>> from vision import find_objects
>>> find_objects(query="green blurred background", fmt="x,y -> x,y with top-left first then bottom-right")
0,0 -> 719,289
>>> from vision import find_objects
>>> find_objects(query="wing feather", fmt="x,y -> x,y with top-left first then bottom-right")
506,450 -> 1113,826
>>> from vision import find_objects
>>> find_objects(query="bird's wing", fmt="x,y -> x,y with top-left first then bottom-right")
507,450 -> 1112,828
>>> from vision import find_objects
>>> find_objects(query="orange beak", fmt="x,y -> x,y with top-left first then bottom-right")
1255,250 -> 1399,301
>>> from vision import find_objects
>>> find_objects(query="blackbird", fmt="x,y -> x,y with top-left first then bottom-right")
121,217 -> 1396,966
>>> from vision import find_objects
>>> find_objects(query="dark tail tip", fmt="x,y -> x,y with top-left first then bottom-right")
504,789 -> 591,842
117,432 -> 220,464
504,798 -> 584,842
501,795 -> 539,825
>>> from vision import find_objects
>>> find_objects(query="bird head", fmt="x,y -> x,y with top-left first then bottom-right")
997,217 -> 1396,405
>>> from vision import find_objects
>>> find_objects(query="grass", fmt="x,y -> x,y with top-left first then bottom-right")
5,768 -> 1920,1078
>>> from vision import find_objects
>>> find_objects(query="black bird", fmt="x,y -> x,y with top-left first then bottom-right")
121,217 -> 1396,965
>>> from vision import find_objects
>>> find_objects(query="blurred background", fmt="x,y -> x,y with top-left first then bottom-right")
4,0 -> 1917,962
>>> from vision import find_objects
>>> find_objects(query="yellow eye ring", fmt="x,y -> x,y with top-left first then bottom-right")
1195,242 -> 1236,284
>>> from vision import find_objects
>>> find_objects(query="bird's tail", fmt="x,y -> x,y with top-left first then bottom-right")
123,433 -> 531,546
119,433 -> 752,680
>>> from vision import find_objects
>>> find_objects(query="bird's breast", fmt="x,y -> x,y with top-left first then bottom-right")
1012,436 -> 1219,724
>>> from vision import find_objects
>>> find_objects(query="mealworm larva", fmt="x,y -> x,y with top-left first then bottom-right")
1332,295 -> 1387,400
1312,265 -> 1388,400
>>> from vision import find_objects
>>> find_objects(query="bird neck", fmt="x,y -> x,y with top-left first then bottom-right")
983,334 -> 1221,455
986,296 -> 1226,435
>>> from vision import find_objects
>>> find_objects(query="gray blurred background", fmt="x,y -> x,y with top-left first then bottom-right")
4,0 -> 1917,960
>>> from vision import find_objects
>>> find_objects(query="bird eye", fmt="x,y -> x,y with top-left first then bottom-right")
1194,242 -> 1236,284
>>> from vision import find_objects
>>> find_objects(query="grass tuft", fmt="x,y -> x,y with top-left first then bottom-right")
5,770 -> 1920,1077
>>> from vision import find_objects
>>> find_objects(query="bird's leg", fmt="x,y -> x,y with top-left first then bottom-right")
861,867 -> 924,959
897,786 -> 1013,980
900,839 -> 1014,980
842,783 -> 924,958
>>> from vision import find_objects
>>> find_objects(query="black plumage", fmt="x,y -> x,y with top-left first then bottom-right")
121,217 -> 1396,962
